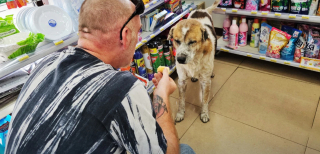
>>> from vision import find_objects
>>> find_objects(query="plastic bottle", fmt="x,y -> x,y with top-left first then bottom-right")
141,45 -> 154,81
6,0 -> 17,9
167,40 -> 175,65
148,43 -> 161,73
155,38 -> 165,66
229,20 -> 239,48
223,16 -> 231,41
239,18 -> 248,46
250,19 -> 260,48
134,49 -> 147,78
163,44 -> 172,67
130,59 -> 137,74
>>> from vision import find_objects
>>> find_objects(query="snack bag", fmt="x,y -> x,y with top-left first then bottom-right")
290,0 -> 310,15
266,27 -> 291,59
259,23 -> 272,54
259,0 -> 270,11
280,26 -> 302,60
271,0 -> 288,12
294,36 -> 307,62
245,0 -> 259,10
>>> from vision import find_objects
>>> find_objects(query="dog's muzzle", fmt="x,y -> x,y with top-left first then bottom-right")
177,54 -> 187,64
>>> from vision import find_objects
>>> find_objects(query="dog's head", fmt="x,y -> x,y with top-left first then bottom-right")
168,19 -> 212,64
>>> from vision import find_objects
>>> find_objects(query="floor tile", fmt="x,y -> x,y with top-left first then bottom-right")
215,52 -> 247,66
180,111 -> 306,154
305,148 -> 320,154
307,100 -> 320,151
169,97 -> 201,139
209,68 -> 320,145
170,62 -> 237,107
239,58 -> 320,85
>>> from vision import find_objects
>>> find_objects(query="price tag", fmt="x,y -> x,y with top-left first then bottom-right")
170,21 -> 174,25
247,54 -> 252,57
54,40 -> 64,46
153,1 -> 157,4
261,11 -> 268,15
284,61 -> 291,65
189,8 -> 193,11
142,39 -> 148,43
270,59 -> 277,62
160,27 -> 164,31
150,34 -> 155,38
259,56 -> 266,60
220,48 -> 229,52
136,43 -> 142,49
289,14 -> 296,19
145,4 -> 149,8
221,8 -> 226,12
232,9 -> 238,13
180,15 -> 183,18
18,55 -> 29,62
251,11 -> 257,14
275,13 -> 281,17
302,15 -> 309,19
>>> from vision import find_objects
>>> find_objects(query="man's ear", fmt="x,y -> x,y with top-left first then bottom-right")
167,26 -> 175,40
201,28 -> 209,42
121,27 -> 130,49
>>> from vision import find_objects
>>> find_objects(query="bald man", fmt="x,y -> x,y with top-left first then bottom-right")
5,0 -> 195,154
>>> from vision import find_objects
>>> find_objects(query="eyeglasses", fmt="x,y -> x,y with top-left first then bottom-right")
120,0 -> 145,40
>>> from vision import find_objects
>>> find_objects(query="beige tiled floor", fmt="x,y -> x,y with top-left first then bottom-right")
170,51 -> 320,154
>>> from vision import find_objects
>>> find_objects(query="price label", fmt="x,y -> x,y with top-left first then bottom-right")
145,4 -> 149,8
170,21 -> 174,25
150,34 -> 155,38
302,15 -> 309,19
262,11 -> 268,15
289,14 -> 296,19
259,56 -> 266,60
180,15 -> 183,18
275,13 -> 281,17
247,54 -> 252,57
220,48 -> 229,52
54,40 -> 64,46
160,27 -> 164,31
251,11 -> 257,14
270,59 -> 277,62
136,43 -> 142,49
189,8 -> 193,11
221,8 -> 226,12
153,1 -> 157,4
284,61 -> 291,65
18,55 -> 29,62
232,9 -> 238,13
142,39 -> 148,43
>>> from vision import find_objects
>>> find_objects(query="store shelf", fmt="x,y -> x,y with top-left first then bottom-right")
0,97 -> 17,119
217,37 -> 320,72
213,7 -> 320,24
0,32 -> 79,79
136,5 -> 196,49
147,65 -> 176,95
142,0 -> 165,15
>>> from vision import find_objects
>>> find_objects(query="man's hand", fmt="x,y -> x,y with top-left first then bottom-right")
152,68 -> 177,96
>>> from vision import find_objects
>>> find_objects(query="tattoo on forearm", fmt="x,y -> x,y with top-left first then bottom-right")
153,95 -> 168,119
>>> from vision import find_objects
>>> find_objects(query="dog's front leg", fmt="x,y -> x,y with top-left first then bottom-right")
176,79 -> 187,122
200,79 -> 211,123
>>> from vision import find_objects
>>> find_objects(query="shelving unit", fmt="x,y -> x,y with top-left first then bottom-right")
217,38 -> 320,72
213,7 -> 320,24
0,97 -> 17,119
142,0 -> 165,15
147,65 -> 176,95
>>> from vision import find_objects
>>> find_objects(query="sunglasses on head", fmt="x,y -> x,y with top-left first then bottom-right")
120,0 -> 145,40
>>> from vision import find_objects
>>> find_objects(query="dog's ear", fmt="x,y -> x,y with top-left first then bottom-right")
167,26 -> 175,40
201,28 -> 209,42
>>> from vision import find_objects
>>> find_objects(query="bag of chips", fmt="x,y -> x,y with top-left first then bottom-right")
266,27 -> 291,59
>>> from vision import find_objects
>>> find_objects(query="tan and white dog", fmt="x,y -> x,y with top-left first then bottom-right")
168,1 -> 219,123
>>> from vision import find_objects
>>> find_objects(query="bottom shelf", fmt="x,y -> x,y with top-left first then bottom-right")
147,65 -> 176,95
217,37 -> 320,72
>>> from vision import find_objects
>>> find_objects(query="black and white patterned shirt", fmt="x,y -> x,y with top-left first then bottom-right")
5,47 -> 167,154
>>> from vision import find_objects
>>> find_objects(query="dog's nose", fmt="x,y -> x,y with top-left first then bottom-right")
177,55 -> 187,64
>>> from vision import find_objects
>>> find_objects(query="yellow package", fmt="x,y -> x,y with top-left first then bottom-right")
266,27 -> 291,59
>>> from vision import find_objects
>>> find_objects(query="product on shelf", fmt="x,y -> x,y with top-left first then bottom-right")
165,0 -> 183,14
131,59 -> 137,74
271,0 -> 288,12
0,15 -> 20,38
223,16 -> 231,41
289,0 -> 310,14
247,18 -> 254,43
261,18 -> 267,24
245,0 -> 259,10
166,40 -> 175,64
317,3 -> 320,16
266,27 -> 291,58
259,0 -> 270,11
148,43 -> 161,73
141,9 -> 159,32
163,44 -> 172,66
233,0 -> 246,9
239,18 -> 248,46
280,22 -> 296,30
228,19 -> 239,49
309,0 -> 319,15
250,19 -> 260,48
294,36 -> 307,62
6,0 -> 17,9
142,0 -> 149,4
305,26 -> 320,58
219,0 -> 233,8
150,10 -> 168,32
134,49 -> 148,78
259,22 -> 272,54
141,45 -> 154,81
0,115 -> 11,154
155,38 -> 165,66
280,25 -> 302,60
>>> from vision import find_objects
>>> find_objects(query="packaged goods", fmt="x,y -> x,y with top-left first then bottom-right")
155,38 -> 165,66
247,19 -> 254,43
289,0 -> 310,14
223,16 -> 231,41
259,0 -> 270,11
317,3 -> 320,16
271,0 -> 288,12
141,45 -> 154,81
308,0 -> 318,15
134,49 -> 147,78
163,44 -> 172,67
0,15 -> 20,39
294,36 -> 307,62
280,26 -> 302,60
233,0 -> 246,9
148,43 -> 161,73
259,23 -> 272,54
250,19 -> 260,48
0,115 -> 11,154
239,18 -> 248,46
245,0 -> 259,10
266,27 -> 291,58
219,0 -> 233,8
130,59 -> 137,74
166,40 -> 175,64
0,32 -> 29,53
228,20 -> 239,49
305,27 -> 320,58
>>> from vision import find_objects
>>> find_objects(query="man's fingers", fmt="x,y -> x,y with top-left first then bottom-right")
162,67 -> 169,77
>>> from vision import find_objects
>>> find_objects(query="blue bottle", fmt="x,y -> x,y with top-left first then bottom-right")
134,49 -> 147,78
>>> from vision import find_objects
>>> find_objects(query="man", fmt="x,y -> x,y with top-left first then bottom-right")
5,0 -> 195,153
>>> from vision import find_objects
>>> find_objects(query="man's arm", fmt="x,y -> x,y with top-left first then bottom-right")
152,68 -> 179,154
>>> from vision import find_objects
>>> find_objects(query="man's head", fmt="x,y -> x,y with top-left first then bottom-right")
77,0 -> 144,68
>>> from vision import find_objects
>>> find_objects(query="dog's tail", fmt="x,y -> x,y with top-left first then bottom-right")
206,0 -> 220,13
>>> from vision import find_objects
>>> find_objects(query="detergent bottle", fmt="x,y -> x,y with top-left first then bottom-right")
134,49 -> 147,78
239,18 -> 248,46
223,16 -> 231,41
250,19 -> 260,48
229,19 -> 239,48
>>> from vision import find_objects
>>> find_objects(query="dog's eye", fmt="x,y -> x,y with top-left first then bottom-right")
188,41 -> 196,45
175,40 -> 181,45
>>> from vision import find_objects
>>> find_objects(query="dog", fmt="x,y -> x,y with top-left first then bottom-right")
167,1 -> 219,123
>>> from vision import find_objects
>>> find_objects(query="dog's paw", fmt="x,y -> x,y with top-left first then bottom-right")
200,112 -> 210,123
211,73 -> 215,78
175,112 -> 185,122
191,77 -> 198,82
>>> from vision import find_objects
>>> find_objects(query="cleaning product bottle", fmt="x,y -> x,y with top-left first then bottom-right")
250,19 -> 260,48
229,19 -> 239,48
163,44 -> 172,67
167,40 -> 175,65
141,45 -> 154,81
239,18 -> 248,46
134,49 -> 147,78
148,43 -> 161,73
130,58 -> 137,74
223,16 -> 231,41
155,38 -> 165,66
6,0 -> 17,9
261,18 -> 267,24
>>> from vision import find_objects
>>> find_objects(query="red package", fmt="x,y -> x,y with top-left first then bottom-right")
259,0 -> 270,11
